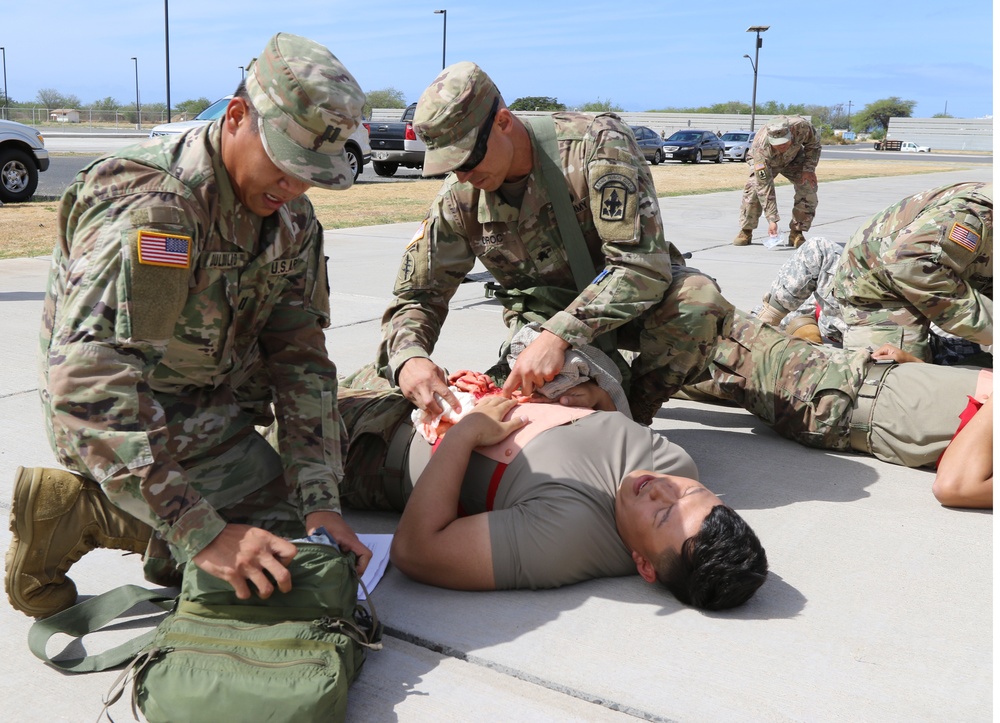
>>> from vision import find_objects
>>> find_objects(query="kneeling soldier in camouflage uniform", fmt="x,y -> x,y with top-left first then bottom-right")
6,34 -> 371,619
832,182 -> 992,362
688,311 -> 992,508
733,116 -> 821,248
372,61 -> 733,426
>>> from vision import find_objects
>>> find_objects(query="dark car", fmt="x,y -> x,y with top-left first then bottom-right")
662,129 -> 725,164
629,125 -> 665,165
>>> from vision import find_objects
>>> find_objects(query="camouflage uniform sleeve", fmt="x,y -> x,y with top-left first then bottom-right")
794,118 -> 822,173
380,182 -> 477,382
768,236 -> 836,311
884,209 -> 993,343
747,134 -> 780,224
46,184 -> 227,560
260,209 -> 344,517
541,115 -> 674,347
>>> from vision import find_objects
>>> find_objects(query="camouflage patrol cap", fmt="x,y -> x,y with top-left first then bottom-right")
413,61 -> 501,176
245,32 -> 365,190
766,118 -> 792,145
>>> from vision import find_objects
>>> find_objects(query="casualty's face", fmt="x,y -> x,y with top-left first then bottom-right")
614,470 -> 723,560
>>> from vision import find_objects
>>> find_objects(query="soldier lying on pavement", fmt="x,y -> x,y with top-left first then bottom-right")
375,60 -> 732,426
5,34 -> 371,620
337,335 -> 768,611
682,311 -> 993,509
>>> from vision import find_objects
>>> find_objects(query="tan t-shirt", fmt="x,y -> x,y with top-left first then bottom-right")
467,412 -> 699,589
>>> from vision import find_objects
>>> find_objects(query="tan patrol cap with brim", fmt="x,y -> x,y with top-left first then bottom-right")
766,117 -> 793,145
413,61 -> 500,176
245,32 -> 365,190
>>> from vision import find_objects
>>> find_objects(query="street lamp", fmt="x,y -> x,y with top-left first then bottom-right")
131,57 -> 140,130
164,0 -> 172,123
0,47 -> 7,118
239,65 -> 245,81
434,9 -> 447,70
745,25 -> 769,132
846,100 -> 853,131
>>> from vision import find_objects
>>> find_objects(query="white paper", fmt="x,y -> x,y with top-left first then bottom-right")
357,534 -> 393,600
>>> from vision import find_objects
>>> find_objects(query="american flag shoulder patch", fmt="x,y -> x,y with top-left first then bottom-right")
137,230 -> 191,268
947,222 -> 980,253
407,219 -> 427,249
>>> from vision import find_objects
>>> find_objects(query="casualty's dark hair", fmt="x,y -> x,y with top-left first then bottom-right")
656,505 -> 768,611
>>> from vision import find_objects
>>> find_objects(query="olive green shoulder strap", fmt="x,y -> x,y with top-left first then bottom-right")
522,115 -> 597,293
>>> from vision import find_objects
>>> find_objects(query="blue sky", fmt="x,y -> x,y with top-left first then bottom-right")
3,0 -> 993,118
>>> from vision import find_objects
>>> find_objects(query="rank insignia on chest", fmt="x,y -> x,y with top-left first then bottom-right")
137,230 -> 191,268
594,172 -> 637,223
948,222 -> 980,253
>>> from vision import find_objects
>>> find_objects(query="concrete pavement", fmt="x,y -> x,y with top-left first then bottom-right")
0,167 -> 992,721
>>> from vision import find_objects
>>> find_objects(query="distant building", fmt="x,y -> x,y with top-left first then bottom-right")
50,109 -> 80,123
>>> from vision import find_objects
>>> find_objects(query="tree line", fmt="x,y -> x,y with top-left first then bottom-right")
4,85 -> 940,139
364,89 -> 940,138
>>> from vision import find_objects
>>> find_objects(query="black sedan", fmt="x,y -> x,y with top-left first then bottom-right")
661,130 -> 725,163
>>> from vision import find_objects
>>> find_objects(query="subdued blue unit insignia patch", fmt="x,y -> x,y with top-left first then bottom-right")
137,230 -> 191,268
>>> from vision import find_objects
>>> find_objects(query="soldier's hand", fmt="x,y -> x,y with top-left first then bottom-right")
767,220 -> 779,236
193,524 -> 298,601
801,171 -> 818,190
398,357 -> 461,417
306,511 -> 373,576
871,344 -> 923,365
502,330 -> 570,397
558,380 -> 616,412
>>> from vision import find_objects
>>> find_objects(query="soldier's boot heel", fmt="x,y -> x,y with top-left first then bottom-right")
5,467 -> 152,619
788,230 -> 806,248
733,229 -> 753,246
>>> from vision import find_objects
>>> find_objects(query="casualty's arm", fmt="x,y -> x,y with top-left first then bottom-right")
390,397 -> 527,589
933,395 -> 993,509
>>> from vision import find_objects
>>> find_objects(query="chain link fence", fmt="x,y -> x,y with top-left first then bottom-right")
0,106 -> 184,130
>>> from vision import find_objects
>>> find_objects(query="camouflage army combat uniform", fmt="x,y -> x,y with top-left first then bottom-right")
752,235 -> 848,344
736,116 -> 821,245
832,182 -> 993,361
378,66 -> 732,424
697,311 -> 988,467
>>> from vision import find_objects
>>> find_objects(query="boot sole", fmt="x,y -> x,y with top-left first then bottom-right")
5,466 -> 46,616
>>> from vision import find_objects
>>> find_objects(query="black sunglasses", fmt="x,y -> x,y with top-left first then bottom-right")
455,97 -> 500,173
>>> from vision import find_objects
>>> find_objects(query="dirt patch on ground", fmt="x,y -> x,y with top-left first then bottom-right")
0,160 -> 974,260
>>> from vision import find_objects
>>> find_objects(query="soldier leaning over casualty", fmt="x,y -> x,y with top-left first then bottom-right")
6,33 -> 372,620
368,60 -> 732,427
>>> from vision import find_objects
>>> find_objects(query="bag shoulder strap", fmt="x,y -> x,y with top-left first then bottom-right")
28,584 -> 174,673
523,115 -> 597,293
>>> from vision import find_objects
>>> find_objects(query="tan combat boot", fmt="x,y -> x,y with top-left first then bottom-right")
5,467 -> 152,618
786,316 -> 823,344
788,230 -> 806,248
733,229 -> 753,246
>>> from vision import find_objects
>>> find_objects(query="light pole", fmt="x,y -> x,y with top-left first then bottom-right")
239,65 -> 245,81
131,57 -> 140,130
164,0 -> 172,122
434,9 -> 447,70
0,47 -> 7,118
744,25 -> 769,132
846,100 -> 852,131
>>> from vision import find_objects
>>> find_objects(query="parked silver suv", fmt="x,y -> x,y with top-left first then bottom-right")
150,96 -> 372,181
720,130 -> 755,162
0,119 -> 49,202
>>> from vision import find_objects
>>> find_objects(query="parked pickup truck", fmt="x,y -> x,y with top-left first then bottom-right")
874,139 -> 931,152
0,119 -> 49,202
366,102 -> 427,177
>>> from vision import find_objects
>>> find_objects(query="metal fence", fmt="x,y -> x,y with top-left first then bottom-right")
885,117 -> 993,152
0,106 -> 178,129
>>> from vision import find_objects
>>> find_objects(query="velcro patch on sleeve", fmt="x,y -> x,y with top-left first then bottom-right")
137,230 -> 191,269
126,230 -> 190,341
589,161 -> 639,242
947,222 -> 980,253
